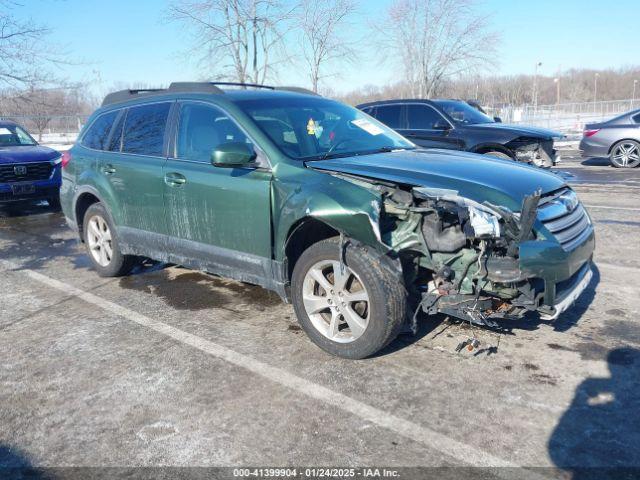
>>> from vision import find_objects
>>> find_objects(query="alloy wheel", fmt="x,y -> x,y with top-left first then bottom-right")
302,260 -> 370,343
86,214 -> 113,267
611,142 -> 640,168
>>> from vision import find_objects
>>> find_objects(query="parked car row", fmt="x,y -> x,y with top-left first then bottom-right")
357,99 -> 563,167
579,108 -> 640,168
53,83 -> 595,359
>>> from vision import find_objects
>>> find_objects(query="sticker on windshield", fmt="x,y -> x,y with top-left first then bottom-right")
0,128 -> 11,135
351,118 -> 384,136
306,118 -> 323,138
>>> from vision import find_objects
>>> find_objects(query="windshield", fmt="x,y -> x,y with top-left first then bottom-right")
433,100 -> 494,125
0,125 -> 37,147
236,96 -> 414,160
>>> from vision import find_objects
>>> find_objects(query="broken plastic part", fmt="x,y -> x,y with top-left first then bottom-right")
468,205 -> 501,238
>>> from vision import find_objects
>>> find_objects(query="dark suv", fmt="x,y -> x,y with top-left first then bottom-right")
61,83 -> 594,359
358,99 -> 562,168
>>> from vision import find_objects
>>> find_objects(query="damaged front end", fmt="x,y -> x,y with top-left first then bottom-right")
508,137 -> 559,168
378,184 -> 544,330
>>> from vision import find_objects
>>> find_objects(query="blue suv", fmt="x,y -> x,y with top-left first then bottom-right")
0,121 -> 63,207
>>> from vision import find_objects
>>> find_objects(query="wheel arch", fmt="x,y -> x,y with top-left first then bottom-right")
283,217 -> 340,281
73,186 -> 105,242
608,138 -> 640,155
471,143 -> 515,158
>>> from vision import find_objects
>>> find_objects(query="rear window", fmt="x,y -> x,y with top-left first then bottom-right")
122,102 -> 171,156
82,111 -> 118,150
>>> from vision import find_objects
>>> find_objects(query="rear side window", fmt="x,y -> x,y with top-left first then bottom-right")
374,105 -> 403,129
406,104 -> 445,129
82,111 -> 118,150
122,102 -> 171,156
633,113 -> 640,124
107,112 -> 125,152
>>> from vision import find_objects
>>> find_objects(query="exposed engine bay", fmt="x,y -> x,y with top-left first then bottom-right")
333,172 -> 548,330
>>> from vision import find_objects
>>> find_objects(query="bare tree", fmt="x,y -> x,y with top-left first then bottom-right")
168,0 -> 294,84
298,0 -> 357,92
379,0 -> 498,98
0,1 -> 69,89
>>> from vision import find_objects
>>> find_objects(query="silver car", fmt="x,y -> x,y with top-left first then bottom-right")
579,108 -> 640,168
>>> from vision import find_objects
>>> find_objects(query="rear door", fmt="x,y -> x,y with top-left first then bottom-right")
162,101 -> 272,280
100,101 -> 171,236
399,104 -> 463,150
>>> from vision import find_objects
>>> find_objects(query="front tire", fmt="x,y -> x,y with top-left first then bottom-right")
291,238 -> 406,359
83,202 -> 136,277
483,150 -> 512,160
609,140 -> 640,168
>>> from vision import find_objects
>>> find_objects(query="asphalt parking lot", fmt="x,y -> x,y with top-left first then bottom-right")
1,151 -> 639,477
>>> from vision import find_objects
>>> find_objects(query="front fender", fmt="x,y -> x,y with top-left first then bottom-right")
272,167 -> 383,262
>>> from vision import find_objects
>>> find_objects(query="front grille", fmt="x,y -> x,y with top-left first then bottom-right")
0,162 -> 53,183
538,188 -> 593,251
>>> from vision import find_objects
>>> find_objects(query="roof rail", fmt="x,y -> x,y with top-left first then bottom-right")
101,88 -> 165,106
101,82 -> 319,106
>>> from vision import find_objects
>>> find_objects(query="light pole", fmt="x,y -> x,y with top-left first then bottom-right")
633,79 -> 638,107
554,77 -> 560,105
532,61 -> 542,112
594,73 -> 599,104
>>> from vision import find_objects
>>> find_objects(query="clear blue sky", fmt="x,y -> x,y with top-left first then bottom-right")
21,0 -> 638,94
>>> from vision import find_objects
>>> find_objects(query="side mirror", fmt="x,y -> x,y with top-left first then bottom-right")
493,116 -> 502,123
433,120 -> 451,131
212,142 -> 257,167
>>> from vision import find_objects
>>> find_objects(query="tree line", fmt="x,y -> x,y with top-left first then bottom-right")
1,0 -> 638,120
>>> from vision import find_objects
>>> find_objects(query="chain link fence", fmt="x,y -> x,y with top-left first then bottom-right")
486,99 -> 640,135
0,114 -> 89,146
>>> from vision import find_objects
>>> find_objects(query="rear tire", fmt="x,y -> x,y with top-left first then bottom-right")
83,202 -> 136,277
291,237 -> 406,359
609,140 -> 640,168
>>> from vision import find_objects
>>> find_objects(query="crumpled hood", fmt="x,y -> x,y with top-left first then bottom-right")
0,145 -> 60,164
468,123 -> 562,139
307,149 -> 566,211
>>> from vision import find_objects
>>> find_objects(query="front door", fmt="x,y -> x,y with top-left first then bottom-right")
162,101 -> 272,282
398,104 -> 463,150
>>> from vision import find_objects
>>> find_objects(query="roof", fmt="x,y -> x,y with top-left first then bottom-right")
356,98 -> 464,108
0,120 -> 18,128
101,82 -> 319,107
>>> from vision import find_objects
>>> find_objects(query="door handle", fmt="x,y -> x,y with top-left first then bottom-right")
164,172 -> 187,186
102,164 -> 116,175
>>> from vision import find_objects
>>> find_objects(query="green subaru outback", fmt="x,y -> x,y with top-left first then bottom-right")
60,82 -> 595,359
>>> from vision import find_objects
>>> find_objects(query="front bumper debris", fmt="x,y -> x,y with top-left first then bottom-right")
539,263 -> 593,320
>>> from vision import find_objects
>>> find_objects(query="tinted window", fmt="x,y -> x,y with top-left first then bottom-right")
122,102 -> 171,156
374,105 -> 403,129
82,111 -> 118,150
406,104 -> 446,129
432,100 -> 494,125
633,113 -> 640,124
176,103 -> 252,162
107,112 -> 125,152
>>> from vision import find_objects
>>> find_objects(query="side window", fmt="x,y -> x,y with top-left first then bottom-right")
122,102 -> 171,156
374,105 -> 403,129
633,113 -> 640,124
407,104 -> 446,130
176,103 -> 252,162
107,111 -> 125,152
82,111 -> 118,150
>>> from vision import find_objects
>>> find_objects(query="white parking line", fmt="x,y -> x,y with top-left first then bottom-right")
0,259 -> 542,474
585,205 -> 640,212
